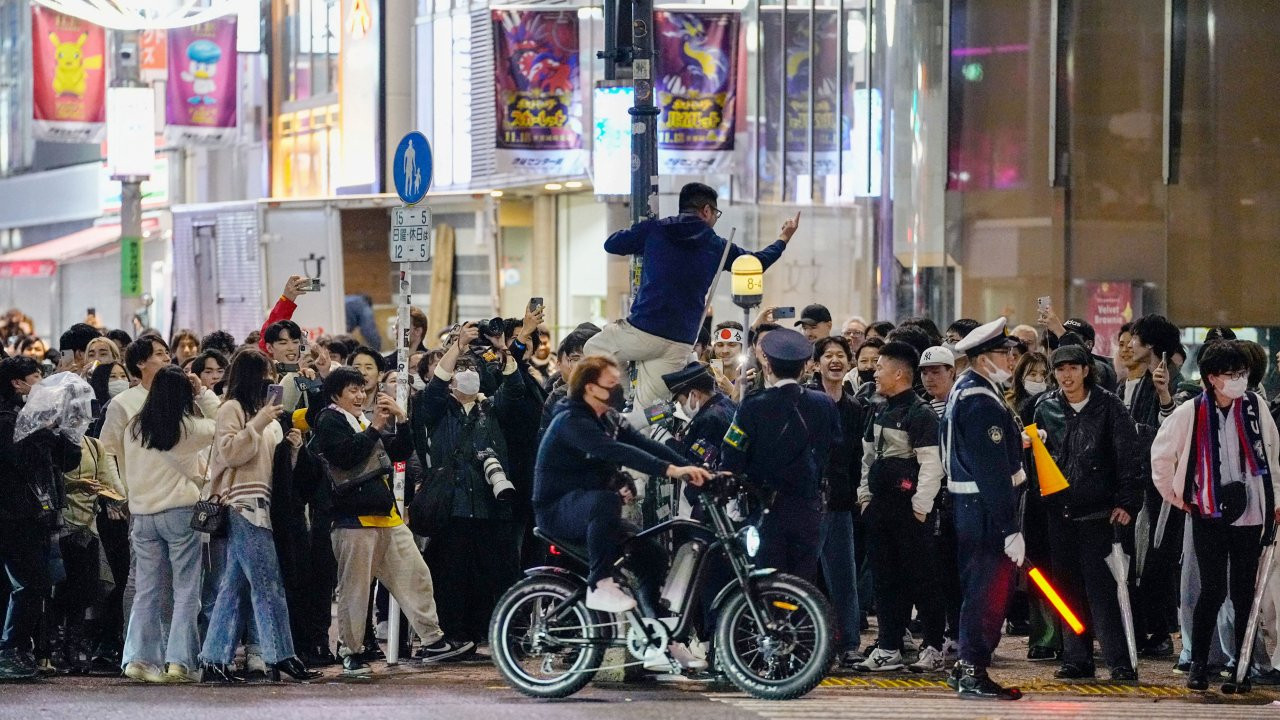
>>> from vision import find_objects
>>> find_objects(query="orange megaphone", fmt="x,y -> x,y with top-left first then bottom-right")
1024,423 -> 1069,496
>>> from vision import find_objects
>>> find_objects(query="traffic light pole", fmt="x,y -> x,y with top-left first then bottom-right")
628,0 -> 659,309
112,30 -> 145,332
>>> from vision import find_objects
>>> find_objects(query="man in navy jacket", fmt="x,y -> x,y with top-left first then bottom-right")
585,183 -> 799,406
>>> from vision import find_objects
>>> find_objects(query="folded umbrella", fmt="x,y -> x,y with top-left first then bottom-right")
1105,526 -> 1139,671
1224,526 -> 1278,693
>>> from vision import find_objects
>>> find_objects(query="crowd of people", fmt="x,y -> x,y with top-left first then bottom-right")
1,182 -> 1278,700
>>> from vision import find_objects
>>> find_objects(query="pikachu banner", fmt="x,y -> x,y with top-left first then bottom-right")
32,6 -> 106,143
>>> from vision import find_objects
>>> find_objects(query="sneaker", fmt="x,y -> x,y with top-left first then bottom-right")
1110,665 -> 1138,683
374,621 -> 389,641
0,649 -> 38,681
123,660 -> 166,683
585,579 -> 637,613
163,662 -> 199,683
643,642 -> 707,672
341,654 -> 372,677
415,639 -> 476,664
243,652 -> 268,680
1054,662 -> 1096,679
839,649 -> 867,669
1172,660 -> 1192,674
1027,646 -> 1058,661
909,646 -> 945,673
855,648 -> 904,672
1140,636 -> 1174,658
901,630 -> 916,653
1252,668 -> 1280,686
941,638 -> 959,661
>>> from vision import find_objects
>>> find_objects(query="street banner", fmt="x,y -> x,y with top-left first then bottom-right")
492,9 -> 585,175
139,28 -> 169,82
166,15 -> 238,145
654,10 -> 739,175
761,8 -> 844,176
1085,281 -> 1136,359
32,6 -> 106,143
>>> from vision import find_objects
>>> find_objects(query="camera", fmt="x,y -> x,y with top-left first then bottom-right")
477,450 -> 516,501
479,317 -> 505,338
300,277 -> 323,292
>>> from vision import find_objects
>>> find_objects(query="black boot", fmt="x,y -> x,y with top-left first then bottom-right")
956,661 -> 1022,701
1186,662 -> 1209,691
269,657 -> 322,682
946,661 -> 962,691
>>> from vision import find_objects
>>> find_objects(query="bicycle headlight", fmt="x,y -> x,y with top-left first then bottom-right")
741,526 -> 761,558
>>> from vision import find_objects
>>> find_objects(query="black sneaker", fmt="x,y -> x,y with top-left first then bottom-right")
1140,636 -> 1174,658
1172,660 -> 1192,674
1054,662 -> 1096,679
0,649 -> 38,682
1110,666 -> 1138,683
1026,646 -> 1058,662
415,640 -> 476,664
341,654 -> 372,677
1187,662 -> 1209,691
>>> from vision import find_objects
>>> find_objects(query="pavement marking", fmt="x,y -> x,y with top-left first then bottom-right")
707,693 -> 1279,719
820,675 -> 1192,698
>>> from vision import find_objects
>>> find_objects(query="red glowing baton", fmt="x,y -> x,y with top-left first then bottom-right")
1027,566 -> 1085,635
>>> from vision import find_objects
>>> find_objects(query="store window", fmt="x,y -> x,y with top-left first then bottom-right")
282,0 -> 340,103
273,0 -> 342,196
0,0 -> 31,175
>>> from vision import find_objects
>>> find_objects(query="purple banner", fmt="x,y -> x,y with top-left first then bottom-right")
492,9 -> 585,175
654,11 -> 739,174
166,15 -> 237,145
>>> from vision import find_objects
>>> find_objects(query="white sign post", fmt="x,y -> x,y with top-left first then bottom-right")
385,132 -> 433,665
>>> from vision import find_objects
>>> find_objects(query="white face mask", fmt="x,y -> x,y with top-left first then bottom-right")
681,394 -> 700,418
411,375 -> 426,392
983,356 -> 1013,388
1218,376 -> 1248,401
1023,379 -> 1048,396
107,379 -> 131,398
455,369 -> 481,396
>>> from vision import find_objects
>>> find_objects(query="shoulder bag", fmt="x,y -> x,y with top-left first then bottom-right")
316,437 -> 392,495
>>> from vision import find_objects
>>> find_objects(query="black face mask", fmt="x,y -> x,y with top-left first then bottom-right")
857,369 -> 875,385
605,384 -> 626,411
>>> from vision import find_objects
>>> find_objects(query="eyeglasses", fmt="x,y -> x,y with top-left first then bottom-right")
708,206 -> 723,220
1217,371 -> 1249,381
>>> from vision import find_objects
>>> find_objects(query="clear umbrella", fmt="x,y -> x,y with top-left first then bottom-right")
1224,533 -> 1278,693
1105,527 -> 1138,672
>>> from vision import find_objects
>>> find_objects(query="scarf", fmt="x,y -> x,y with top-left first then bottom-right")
1187,391 -> 1270,517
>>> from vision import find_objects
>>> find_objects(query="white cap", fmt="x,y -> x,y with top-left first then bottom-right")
954,317 -> 1018,356
919,346 -> 955,368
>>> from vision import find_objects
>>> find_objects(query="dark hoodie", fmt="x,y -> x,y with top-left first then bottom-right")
604,214 -> 787,344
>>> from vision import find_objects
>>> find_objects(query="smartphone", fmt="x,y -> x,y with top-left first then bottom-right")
266,383 -> 284,406
1160,352 -> 1168,368
299,278 -> 322,292
774,306 -> 796,319
87,306 -> 96,316
529,297 -> 544,313
97,488 -> 126,502
1037,296 -> 1052,314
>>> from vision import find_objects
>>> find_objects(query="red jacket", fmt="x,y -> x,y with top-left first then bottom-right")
258,295 -> 297,352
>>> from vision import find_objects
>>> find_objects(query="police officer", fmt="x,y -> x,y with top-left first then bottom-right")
939,317 -> 1026,700
662,361 -> 737,466
720,329 -> 840,582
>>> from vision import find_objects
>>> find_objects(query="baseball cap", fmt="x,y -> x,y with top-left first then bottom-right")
794,304 -> 833,327
1062,318 -> 1096,343
919,346 -> 955,368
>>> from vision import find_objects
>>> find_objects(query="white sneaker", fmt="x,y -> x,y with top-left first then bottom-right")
908,646 -> 944,673
855,648 -> 904,672
245,652 -> 268,677
585,578 -> 637,613
902,630 -> 916,653
642,642 -> 708,672
942,638 -> 959,660
123,661 -> 166,683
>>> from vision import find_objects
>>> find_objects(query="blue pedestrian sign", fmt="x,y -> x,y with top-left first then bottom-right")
393,131 -> 432,206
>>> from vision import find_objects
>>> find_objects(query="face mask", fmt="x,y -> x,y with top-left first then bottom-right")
455,370 -> 481,396
1023,379 -> 1048,396
1218,376 -> 1248,401
604,384 -> 626,411
108,379 -> 131,398
857,369 -> 875,385
411,375 -> 426,392
681,395 -> 700,418
983,356 -> 1013,388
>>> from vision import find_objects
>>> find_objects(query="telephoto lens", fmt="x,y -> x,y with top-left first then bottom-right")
477,450 -> 516,500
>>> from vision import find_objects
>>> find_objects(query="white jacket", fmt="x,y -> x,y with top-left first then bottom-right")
1150,392 -> 1280,514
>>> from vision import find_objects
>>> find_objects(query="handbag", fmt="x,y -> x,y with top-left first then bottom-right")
191,493 -> 229,536
316,438 -> 392,495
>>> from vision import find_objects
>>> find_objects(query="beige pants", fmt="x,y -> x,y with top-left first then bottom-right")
332,524 -> 444,656
584,319 -> 693,407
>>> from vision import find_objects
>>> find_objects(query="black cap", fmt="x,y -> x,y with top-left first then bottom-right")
794,304 -> 832,327
761,328 -> 815,362
1062,318 -> 1096,343
1051,344 -> 1092,368
662,362 -> 712,396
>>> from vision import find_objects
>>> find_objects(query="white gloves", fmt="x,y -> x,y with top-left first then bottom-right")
1004,532 -> 1026,566
1020,428 -> 1048,448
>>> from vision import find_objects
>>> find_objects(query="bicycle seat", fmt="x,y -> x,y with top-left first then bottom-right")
532,527 -> 590,565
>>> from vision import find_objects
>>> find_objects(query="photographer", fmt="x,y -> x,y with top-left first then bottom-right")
539,327 -> 598,437
0,357 -> 83,680
413,322 -> 524,648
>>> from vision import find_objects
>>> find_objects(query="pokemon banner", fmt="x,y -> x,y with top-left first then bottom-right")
492,9 -> 585,175
166,15 -> 238,145
761,8 -> 845,176
32,7 -> 106,143
654,11 -> 739,175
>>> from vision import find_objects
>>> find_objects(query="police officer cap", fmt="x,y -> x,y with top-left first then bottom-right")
760,328 -> 814,362
1051,344 -> 1091,368
662,361 -> 712,395
954,317 -> 1019,357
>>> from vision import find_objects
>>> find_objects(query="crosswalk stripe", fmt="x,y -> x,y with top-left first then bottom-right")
706,693 -> 1278,720
819,675 -> 1193,698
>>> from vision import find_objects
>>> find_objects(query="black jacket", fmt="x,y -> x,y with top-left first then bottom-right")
1032,387 -> 1144,518
810,381 -> 867,512
533,399 -> 686,510
0,395 -> 83,523
309,407 -> 413,527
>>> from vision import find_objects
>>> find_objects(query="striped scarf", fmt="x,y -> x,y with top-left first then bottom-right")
1188,391 -> 1269,517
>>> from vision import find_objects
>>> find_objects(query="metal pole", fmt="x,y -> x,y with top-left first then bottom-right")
386,263 -> 412,664
629,0 -> 659,227
113,30 -> 145,331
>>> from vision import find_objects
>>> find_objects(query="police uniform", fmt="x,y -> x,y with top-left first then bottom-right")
661,362 -> 738,466
720,330 -> 840,582
938,317 -> 1025,700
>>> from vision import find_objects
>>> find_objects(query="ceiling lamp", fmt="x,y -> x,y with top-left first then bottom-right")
34,0 -> 245,30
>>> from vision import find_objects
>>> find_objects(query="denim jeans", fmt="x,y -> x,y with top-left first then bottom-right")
201,513 -> 295,665
122,506 -> 202,669
818,510 -> 861,653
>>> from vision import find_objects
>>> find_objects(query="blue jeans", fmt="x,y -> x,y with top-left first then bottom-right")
123,506 -> 203,669
201,530 -> 260,657
818,510 -> 861,653
200,512 -> 295,664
